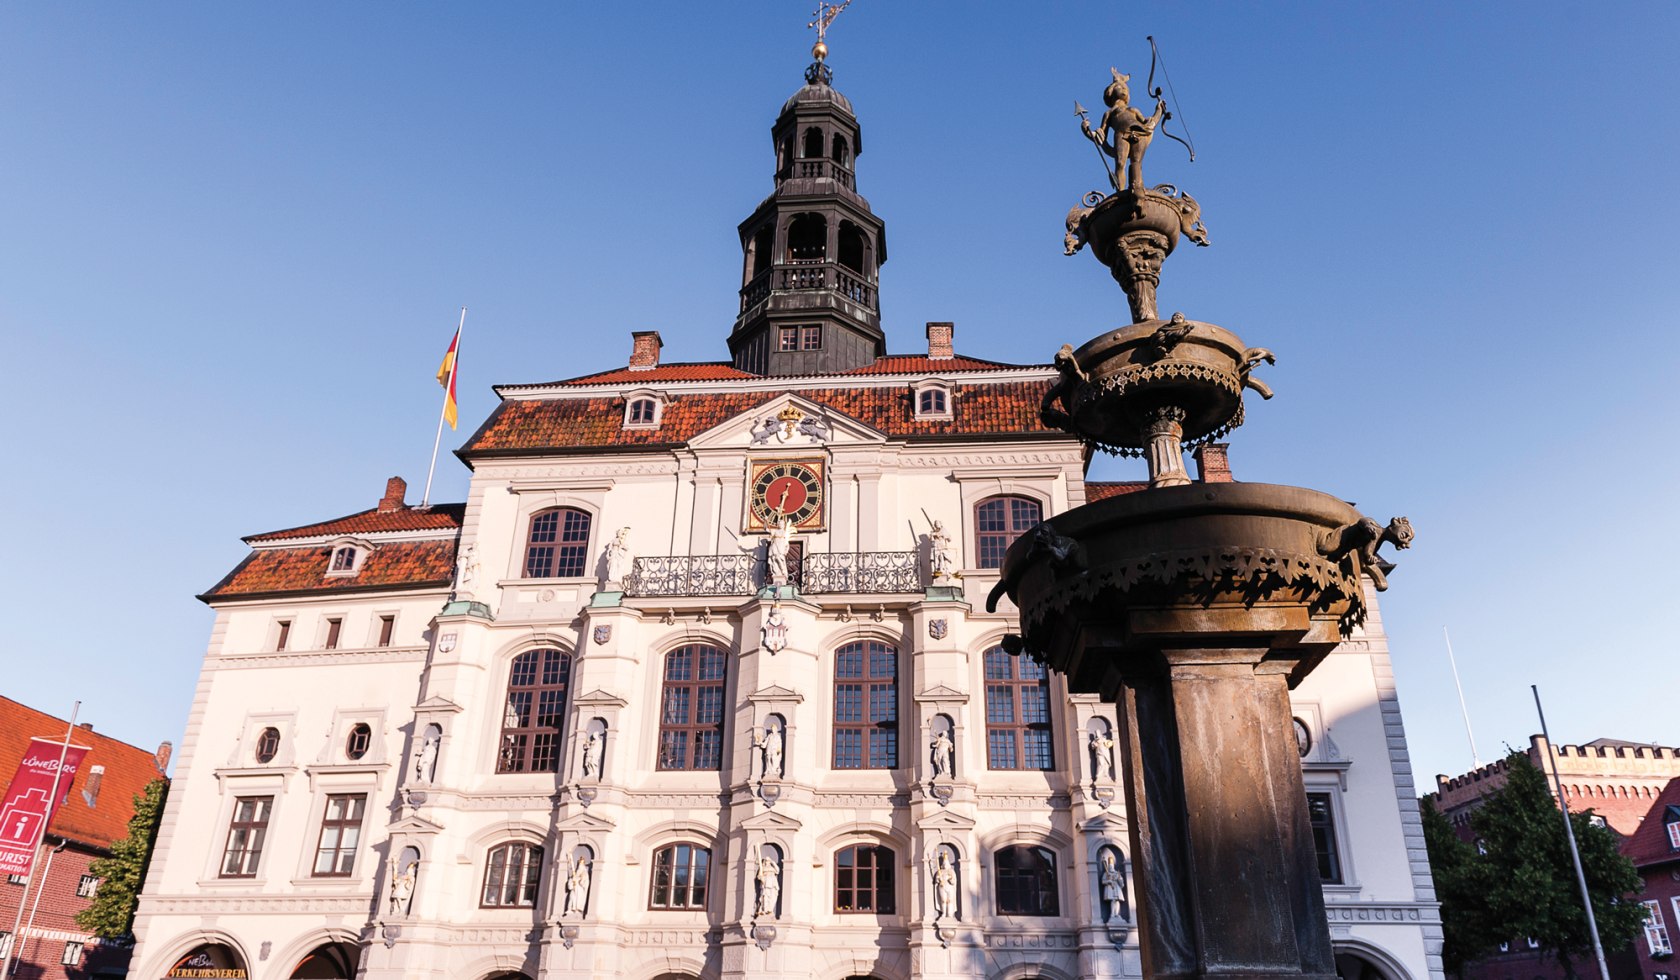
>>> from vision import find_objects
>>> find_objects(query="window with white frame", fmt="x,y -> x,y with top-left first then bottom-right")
61,941 -> 84,965
1667,814 -> 1680,850
0,932 -> 12,959
76,874 -> 100,897
1644,900 -> 1673,957
325,539 -> 372,577
623,391 -> 665,429
913,382 -> 952,419
1306,792 -> 1343,884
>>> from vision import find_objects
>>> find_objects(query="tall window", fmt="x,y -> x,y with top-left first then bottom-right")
325,617 -> 342,649
311,794 -> 366,877
658,645 -> 727,770
1667,816 -> 1680,850
523,508 -> 592,578
650,843 -> 711,909
1307,792 -> 1343,883
984,647 -> 1053,770
975,496 -> 1042,569
834,844 -> 895,913
994,845 -> 1059,916
219,796 -> 274,878
377,615 -> 395,647
275,620 -> 291,651
1642,900 -> 1673,957
498,649 -> 571,773
833,640 -> 898,769
481,842 -> 543,908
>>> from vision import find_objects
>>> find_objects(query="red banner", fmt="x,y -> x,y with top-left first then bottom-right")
0,736 -> 89,878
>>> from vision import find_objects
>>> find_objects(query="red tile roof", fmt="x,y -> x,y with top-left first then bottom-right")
542,362 -> 759,386
523,351 -> 1037,388
203,539 -> 457,600
1621,776 -> 1680,867
0,697 -> 166,850
246,503 -> 464,543
1086,481 -> 1147,501
464,380 -> 1058,454
844,353 -> 1030,374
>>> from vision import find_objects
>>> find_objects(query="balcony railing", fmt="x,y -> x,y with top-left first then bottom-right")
738,262 -> 878,313
778,158 -> 856,190
624,551 -> 921,598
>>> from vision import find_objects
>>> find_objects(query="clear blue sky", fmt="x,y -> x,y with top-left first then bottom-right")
4,3 -> 1677,785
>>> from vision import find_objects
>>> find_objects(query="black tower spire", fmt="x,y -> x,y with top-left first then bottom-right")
729,56 -> 887,375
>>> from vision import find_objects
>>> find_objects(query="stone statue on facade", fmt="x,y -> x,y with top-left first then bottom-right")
413,730 -> 439,784
1080,68 -> 1168,195
765,515 -> 795,587
754,854 -> 781,919
754,719 -> 785,778
930,728 -> 954,778
759,604 -> 789,656
453,542 -> 479,598
1101,850 -> 1126,921
931,849 -> 958,921
928,520 -> 957,583
565,854 -> 591,916
387,855 -> 416,917
602,526 -> 633,589
581,728 -> 602,779
1090,729 -> 1116,781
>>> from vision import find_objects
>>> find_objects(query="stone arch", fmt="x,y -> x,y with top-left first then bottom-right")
786,212 -> 828,262
271,929 -> 361,980
147,935 -> 252,980
286,938 -> 362,978
815,621 -> 908,657
1331,938 -> 1413,980
989,963 -> 1078,980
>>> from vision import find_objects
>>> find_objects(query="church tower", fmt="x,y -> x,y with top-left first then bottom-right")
729,48 -> 887,375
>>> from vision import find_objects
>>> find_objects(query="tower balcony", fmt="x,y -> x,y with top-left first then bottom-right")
625,551 -> 920,598
738,262 -> 877,315
775,158 -> 855,190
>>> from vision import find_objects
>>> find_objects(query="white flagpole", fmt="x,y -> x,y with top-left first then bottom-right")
0,700 -> 78,979
1532,685 -> 1612,980
421,307 -> 466,510
1442,626 -> 1481,767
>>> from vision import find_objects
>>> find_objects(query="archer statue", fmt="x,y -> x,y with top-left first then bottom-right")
1080,68 -> 1167,196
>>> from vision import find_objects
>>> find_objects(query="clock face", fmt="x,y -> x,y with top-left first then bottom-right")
748,459 -> 825,530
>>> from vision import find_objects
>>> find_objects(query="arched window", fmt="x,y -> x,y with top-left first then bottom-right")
975,495 -> 1042,569
627,398 -> 657,426
837,222 -> 866,274
497,649 -> 571,773
657,645 -> 727,770
650,842 -> 711,909
330,546 -> 356,571
916,388 -> 947,416
786,214 -> 827,263
254,727 -> 281,764
834,844 -> 895,913
481,842 -> 543,907
751,226 -> 775,278
983,647 -> 1053,770
833,640 -> 898,769
994,845 -> 1058,916
802,126 -> 824,159
832,133 -> 850,166
523,507 -> 592,578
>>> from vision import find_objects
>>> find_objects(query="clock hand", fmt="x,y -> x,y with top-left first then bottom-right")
775,484 -> 791,514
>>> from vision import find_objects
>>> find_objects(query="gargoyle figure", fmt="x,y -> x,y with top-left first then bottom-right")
1318,515 -> 1415,591
986,522 -> 1088,612
1064,204 -> 1091,255
1153,184 -> 1210,246
1039,343 -> 1090,430
1239,347 -> 1276,400
1149,312 -> 1195,357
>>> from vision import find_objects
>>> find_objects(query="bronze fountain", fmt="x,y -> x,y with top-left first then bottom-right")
989,61 -> 1413,980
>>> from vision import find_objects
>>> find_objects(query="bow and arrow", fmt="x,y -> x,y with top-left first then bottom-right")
1146,35 -> 1197,162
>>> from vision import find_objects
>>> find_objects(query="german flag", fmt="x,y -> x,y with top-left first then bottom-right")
436,327 -> 460,430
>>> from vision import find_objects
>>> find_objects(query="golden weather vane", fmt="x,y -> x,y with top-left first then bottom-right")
807,0 -> 852,59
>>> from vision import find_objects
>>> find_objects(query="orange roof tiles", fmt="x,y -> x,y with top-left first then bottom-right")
1086,481 -> 1147,501
464,380 -> 1058,454
0,697 -> 165,850
246,503 -> 464,543
843,353 -> 1029,374
526,351 -> 1037,388
203,539 -> 457,600
544,362 -> 759,386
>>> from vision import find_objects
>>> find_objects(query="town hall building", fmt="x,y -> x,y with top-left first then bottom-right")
128,46 -> 1444,980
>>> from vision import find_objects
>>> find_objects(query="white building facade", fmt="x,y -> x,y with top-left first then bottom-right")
129,59 -> 1443,980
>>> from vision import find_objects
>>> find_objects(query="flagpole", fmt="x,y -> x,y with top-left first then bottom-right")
1532,684 -> 1611,980
421,307 -> 466,509
1443,626 -> 1481,767
0,701 -> 78,979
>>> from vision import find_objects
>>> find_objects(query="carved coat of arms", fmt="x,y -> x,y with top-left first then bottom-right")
928,619 -> 949,640
592,625 -> 612,645
760,605 -> 789,655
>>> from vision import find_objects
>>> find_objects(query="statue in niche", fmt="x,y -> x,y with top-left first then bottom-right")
754,854 -> 781,919
765,516 -> 795,587
602,527 -> 633,589
928,520 -> 957,583
1080,68 -> 1168,195
387,853 -> 417,917
565,854 -> 591,916
1101,849 -> 1127,922
930,727 -> 954,779
581,728 -> 602,779
931,849 -> 958,921
454,542 -> 480,597
413,729 -> 439,783
1090,728 -> 1116,781
760,604 -> 789,655
754,719 -> 784,778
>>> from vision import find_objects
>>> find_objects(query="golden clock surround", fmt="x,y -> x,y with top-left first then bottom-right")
745,457 -> 827,532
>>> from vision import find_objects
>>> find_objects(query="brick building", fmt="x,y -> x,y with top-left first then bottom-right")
1626,778 -> 1680,980
0,696 -> 170,980
1432,737 -> 1680,837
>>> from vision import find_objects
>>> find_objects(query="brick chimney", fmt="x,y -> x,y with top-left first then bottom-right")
1194,444 -> 1234,483
155,740 -> 174,773
378,476 -> 408,512
926,322 -> 954,360
629,330 -> 663,370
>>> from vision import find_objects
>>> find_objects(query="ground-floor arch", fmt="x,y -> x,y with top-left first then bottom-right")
1334,940 -> 1412,980
164,942 -> 249,978
289,940 -> 362,978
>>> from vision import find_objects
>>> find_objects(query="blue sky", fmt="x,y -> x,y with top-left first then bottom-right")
3,3 -> 1676,784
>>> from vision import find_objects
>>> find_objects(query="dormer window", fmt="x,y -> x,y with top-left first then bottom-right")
1666,812 -> 1680,850
324,537 -> 374,577
912,381 -> 953,420
622,391 -> 665,429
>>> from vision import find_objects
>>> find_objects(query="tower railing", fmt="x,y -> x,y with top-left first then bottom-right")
780,158 -> 855,190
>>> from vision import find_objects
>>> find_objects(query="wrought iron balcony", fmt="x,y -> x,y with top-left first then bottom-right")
624,551 -> 921,598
